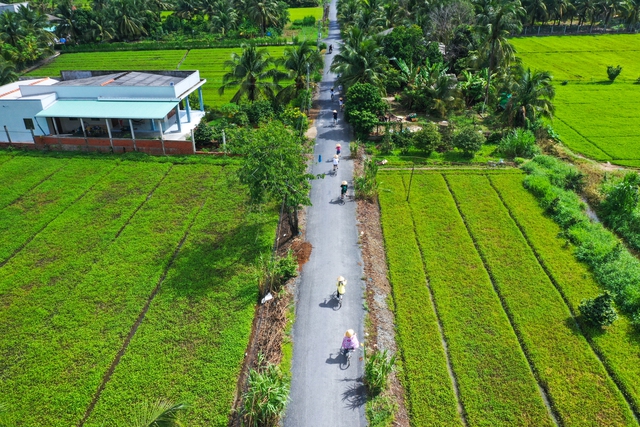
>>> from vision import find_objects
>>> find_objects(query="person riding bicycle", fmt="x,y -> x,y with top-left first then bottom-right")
332,154 -> 339,172
339,97 -> 344,111
330,87 -> 334,100
329,44 -> 333,53
340,180 -> 348,199
341,329 -> 359,356
333,110 -> 338,125
336,143 -> 341,156
336,275 -> 347,299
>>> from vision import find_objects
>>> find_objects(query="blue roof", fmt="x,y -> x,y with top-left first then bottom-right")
36,100 -> 178,119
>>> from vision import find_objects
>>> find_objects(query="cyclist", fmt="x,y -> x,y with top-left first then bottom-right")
336,143 -> 341,156
341,329 -> 359,357
328,44 -> 333,54
330,87 -> 334,100
340,180 -> 348,200
336,275 -> 347,300
333,110 -> 338,125
332,154 -> 339,172
339,97 -> 344,111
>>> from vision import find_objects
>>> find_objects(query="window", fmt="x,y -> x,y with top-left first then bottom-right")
23,118 -> 34,130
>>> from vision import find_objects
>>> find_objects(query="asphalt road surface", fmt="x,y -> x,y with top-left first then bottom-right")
284,2 -> 367,425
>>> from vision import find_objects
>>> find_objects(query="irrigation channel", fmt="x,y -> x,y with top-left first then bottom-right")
284,1 -> 367,425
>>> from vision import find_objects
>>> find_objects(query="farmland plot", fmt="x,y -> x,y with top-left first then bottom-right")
0,153 -> 277,426
378,169 -> 640,426
511,34 -> 640,164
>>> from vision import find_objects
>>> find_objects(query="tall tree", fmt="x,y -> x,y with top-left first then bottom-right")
276,40 -> 323,103
330,32 -> 387,91
474,0 -> 524,105
219,43 -> 285,103
0,59 -> 18,86
502,66 -> 555,127
208,0 -> 239,35
244,0 -> 287,36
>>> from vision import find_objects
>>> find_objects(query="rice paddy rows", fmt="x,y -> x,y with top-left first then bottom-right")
379,170 -> 640,426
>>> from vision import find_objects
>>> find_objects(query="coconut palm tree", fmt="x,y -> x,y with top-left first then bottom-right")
277,41 -> 323,95
219,43 -> 285,103
474,0 -> 524,105
330,36 -> 387,92
502,66 -> 555,127
131,399 -> 186,427
107,0 -> 151,40
244,0 -> 285,36
0,11 -> 24,47
623,0 -> 640,30
524,0 -> 549,24
209,0 -> 239,35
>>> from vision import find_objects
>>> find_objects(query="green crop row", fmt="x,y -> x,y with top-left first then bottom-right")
0,164 -> 218,426
446,174 -> 635,426
86,171 -> 278,426
490,173 -> 640,415
0,158 -> 116,263
378,174 -> 462,426
511,34 -> 640,53
405,173 -> 553,426
0,156 -> 69,210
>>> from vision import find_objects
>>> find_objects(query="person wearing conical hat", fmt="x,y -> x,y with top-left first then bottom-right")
340,180 -> 348,199
341,329 -> 359,356
332,154 -> 339,172
333,109 -> 338,125
336,276 -> 347,297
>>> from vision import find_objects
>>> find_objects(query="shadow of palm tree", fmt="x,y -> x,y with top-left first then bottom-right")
341,382 -> 366,410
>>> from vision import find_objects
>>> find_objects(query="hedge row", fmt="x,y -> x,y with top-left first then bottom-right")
59,37 -> 290,53
446,174 -> 635,426
522,156 -> 640,318
0,164 -> 215,426
0,158 -> 115,263
491,173 -> 640,416
378,174 -> 462,426
407,173 -> 552,426
87,171 -> 278,426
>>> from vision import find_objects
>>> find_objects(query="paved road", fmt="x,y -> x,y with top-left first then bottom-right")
284,2 -> 367,426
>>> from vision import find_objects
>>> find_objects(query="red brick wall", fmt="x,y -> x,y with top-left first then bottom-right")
29,136 -> 195,156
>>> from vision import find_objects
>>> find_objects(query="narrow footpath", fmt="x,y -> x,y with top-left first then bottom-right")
284,1 -> 367,425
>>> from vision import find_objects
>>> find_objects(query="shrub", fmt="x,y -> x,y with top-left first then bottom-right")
349,110 -> 379,139
364,350 -> 397,397
391,129 -> 414,154
244,100 -> 274,126
486,130 -> 503,145
366,395 -> 397,427
607,65 -> 622,82
452,126 -> 485,157
257,250 -> 298,296
301,15 -> 316,26
412,123 -> 441,156
579,292 -> 618,327
344,83 -> 386,122
600,172 -> 640,226
279,107 -> 308,132
242,357 -> 289,427
354,159 -> 378,201
497,128 -> 538,159
193,122 -> 215,145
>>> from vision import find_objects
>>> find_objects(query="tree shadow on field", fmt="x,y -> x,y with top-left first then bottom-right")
161,218 -> 274,308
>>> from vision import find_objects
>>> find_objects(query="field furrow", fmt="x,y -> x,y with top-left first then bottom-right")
490,174 -> 640,417
378,173 -> 462,427
0,163 -> 211,427
0,156 -> 69,209
0,158 -> 116,264
86,171 -> 278,426
446,174 -> 636,426
405,173 -> 553,426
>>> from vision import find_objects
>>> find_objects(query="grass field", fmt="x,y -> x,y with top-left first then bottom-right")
379,169 -> 640,426
0,152 -> 278,426
511,34 -> 640,165
26,47 -> 290,108
288,6 -> 323,21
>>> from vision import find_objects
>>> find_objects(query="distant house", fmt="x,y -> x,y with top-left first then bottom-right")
0,2 -> 28,14
0,70 -> 207,144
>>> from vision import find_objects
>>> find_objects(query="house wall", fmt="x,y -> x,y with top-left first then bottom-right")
32,135 -> 195,155
0,98 -> 50,143
20,85 -> 177,100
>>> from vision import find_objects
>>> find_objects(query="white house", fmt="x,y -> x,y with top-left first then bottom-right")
0,70 -> 207,144
0,2 -> 29,14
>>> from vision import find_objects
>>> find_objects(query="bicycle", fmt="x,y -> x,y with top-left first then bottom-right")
325,290 -> 343,309
340,347 -> 355,369
338,192 -> 346,205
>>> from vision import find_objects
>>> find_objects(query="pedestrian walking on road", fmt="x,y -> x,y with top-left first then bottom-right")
332,110 -> 338,125
332,154 -> 339,172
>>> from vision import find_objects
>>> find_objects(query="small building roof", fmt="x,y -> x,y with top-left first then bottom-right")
36,99 -> 178,120
0,77 -> 57,100
55,71 -> 190,87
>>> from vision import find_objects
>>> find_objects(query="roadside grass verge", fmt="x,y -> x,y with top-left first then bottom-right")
446,174 -> 635,426
0,158 -> 115,263
0,164 -> 217,426
86,172 -> 278,426
406,172 -> 553,426
490,173 -> 640,416
378,174 -> 462,426
0,156 -> 69,209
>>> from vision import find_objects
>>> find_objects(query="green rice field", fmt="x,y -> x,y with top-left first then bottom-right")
0,152 -> 277,426
379,169 -> 640,426
511,35 -> 640,166
26,47 -> 288,108
288,6 -> 323,22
